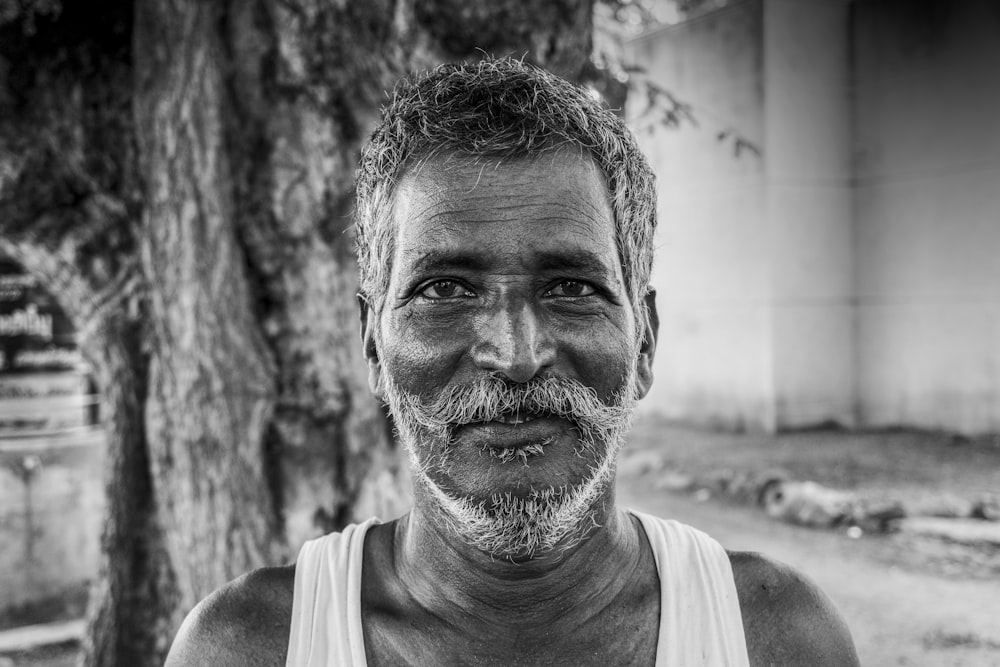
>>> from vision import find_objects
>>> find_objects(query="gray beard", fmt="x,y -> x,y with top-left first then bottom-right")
416,439 -> 621,559
381,371 -> 638,560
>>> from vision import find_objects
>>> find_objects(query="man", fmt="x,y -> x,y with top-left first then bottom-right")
166,57 -> 859,666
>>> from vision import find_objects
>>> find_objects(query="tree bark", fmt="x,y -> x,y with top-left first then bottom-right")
1,1 -> 596,663
133,0 -> 285,609
77,296 -> 181,664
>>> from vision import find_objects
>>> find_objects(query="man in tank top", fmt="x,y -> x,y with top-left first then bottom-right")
166,57 -> 859,666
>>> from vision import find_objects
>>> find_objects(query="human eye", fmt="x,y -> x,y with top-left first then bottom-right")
417,279 -> 476,300
544,280 -> 597,298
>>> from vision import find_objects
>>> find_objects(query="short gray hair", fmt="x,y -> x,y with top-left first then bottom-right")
354,57 -> 657,314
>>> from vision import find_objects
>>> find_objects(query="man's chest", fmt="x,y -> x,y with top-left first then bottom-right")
360,587 -> 661,666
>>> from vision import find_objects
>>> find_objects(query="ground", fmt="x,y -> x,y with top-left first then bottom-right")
0,641 -> 76,667
620,418 -> 1000,667
3,419 -> 999,665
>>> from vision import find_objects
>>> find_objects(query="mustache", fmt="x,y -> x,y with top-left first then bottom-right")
389,374 -> 635,441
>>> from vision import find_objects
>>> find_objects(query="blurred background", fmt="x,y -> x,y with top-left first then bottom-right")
1,0 -> 997,665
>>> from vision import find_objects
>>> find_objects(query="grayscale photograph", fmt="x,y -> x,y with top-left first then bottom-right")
0,1 -> 997,665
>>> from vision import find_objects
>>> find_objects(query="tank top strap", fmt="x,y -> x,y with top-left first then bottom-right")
286,513 -> 746,666
631,510 -> 750,667
286,518 -> 379,667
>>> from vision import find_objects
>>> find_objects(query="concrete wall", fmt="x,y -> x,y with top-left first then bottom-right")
0,373 -> 104,618
628,0 -> 1000,435
853,0 -> 1000,433
763,0 -> 855,428
628,0 -> 855,430
628,1 -> 773,430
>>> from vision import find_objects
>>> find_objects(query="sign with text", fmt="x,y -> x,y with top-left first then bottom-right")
0,257 -> 81,374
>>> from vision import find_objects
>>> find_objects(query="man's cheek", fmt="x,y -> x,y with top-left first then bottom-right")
561,341 -> 634,401
383,332 -> 469,391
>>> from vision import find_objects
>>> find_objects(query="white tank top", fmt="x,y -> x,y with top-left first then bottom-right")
286,510 -> 750,666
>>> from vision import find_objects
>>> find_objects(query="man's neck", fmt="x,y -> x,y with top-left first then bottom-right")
389,496 -> 646,632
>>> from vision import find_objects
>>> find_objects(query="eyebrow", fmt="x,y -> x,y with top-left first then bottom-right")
408,248 -> 618,281
534,250 -> 617,279
408,250 -> 491,275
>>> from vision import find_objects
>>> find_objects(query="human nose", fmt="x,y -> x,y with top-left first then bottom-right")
471,299 -> 556,383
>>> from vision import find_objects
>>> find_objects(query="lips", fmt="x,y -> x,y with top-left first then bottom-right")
454,413 -> 570,450
493,410 -> 539,425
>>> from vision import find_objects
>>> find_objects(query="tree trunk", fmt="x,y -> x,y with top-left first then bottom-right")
0,1 -> 596,663
78,300 -> 181,664
133,0 -> 286,608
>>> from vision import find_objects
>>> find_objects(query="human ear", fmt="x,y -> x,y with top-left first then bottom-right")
635,289 -> 658,400
357,294 -> 384,400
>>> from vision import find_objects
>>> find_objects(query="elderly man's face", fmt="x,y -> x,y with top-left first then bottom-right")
362,150 -> 655,557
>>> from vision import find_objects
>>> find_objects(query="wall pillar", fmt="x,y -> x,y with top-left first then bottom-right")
763,0 -> 856,428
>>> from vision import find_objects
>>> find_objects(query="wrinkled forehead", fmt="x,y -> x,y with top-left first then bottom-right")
381,148 -> 625,300
386,147 -> 615,235
399,144 -> 606,192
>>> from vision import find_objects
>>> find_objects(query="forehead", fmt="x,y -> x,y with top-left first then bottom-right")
387,150 -> 620,279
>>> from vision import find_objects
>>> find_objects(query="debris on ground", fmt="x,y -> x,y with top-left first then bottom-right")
617,449 -> 668,477
619,446 -> 999,543
761,480 -> 854,528
899,517 -> 1000,547
974,493 -> 1000,521
753,479 -> 909,531
652,470 -> 695,492
904,493 -> 975,519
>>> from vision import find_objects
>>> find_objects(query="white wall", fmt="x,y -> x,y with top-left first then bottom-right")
629,0 -> 1000,435
763,0 -> 855,428
627,1 -> 773,430
628,0 -> 856,430
0,373 -> 103,616
853,0 -> 1000,433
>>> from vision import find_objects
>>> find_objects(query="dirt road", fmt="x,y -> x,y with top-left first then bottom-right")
618,474 -> 1000,667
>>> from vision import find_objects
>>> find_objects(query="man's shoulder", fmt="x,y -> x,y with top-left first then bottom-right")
727,550 -> 860,666
164,565 -> 295,667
